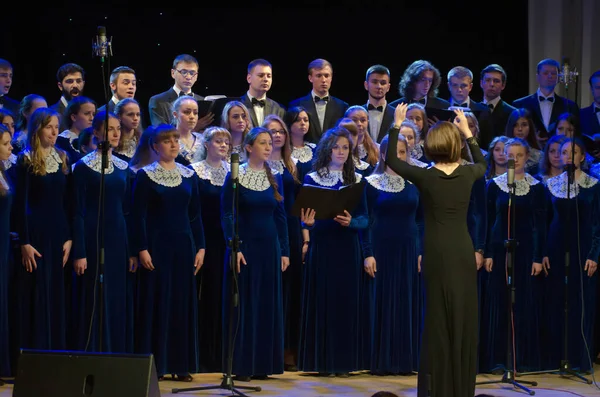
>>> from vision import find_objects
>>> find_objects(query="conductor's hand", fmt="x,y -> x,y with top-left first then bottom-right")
531,262 -> 543,276
334,210 -> 352,227
418,255 -> 422,273
584,259 -> 598,277
453,109 -> 472,139
364,256 -> 376,278
62,240 -> 72,267
21,244 -> 41,272
139,250 -> 154,271
300,208 -> 316,228
484,257 -> 493,272
393,103 -> 408,126
194,248 -> 205,275
236,252 -> 247,273
302,242 -> 309,263
542,256 -> 550,276
475,251 -> 484,270
195,112 -> 214,131
281,256 -> 290,272
74,258 -> 87,276
129,256 -> 138,273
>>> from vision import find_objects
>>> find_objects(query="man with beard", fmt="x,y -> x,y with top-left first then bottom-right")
50,63 -> 86,132
239,58 -> 286,128
0,59 -> 19,115
361,64 -> 394,143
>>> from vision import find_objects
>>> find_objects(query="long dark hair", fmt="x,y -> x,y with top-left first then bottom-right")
312,127 -> 356,185
243,127 -> 283,202
539,134 -> 568,176
262,114 -> 300,184
505,108 -> 540,150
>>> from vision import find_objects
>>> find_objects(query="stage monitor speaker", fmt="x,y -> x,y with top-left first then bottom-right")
13,349 -> 161,397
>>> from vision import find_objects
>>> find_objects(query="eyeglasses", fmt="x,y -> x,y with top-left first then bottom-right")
176,69 -> 198,78
269,129 -> 286,135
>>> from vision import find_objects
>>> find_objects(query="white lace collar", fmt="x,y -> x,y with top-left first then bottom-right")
191,160 -> 230,187
268,158 -> 297,175
353,156 -> 370,170
547,172 -> 599,199
357,144 -> 367,160
308,168 -> 362,187
142,161 -> 194,187
24,147 -> 63,174
1,153 -> 16,170
411,157 -> 428,168
410,143 -> 424,160
366,172 -> 409,193
291,142 -> 315,164
81,150 -> 128,174
59,130 -> 78,142
0,171 -> 9,191
493,173 -> 539,196
179,132 -> 203,163
115,135 -> 138,159
229,145 -> 247,163
239,162 -> 278,191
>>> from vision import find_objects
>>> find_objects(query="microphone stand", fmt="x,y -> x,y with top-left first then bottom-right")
476,174 -> 538,395
173,155 -> 261,396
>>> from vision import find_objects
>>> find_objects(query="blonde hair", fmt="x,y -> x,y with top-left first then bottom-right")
25,108 -> 69,176
201,126 -> 232,160
424,121 -> 462,163
221,101 -> 251,140
343,106 -> 380,166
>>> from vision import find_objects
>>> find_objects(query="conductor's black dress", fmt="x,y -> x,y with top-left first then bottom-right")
386,127 -> 487,397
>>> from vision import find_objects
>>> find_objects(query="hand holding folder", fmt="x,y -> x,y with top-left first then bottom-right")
292,180 -> 365,220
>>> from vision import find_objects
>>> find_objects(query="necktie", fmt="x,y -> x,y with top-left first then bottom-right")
539,96 -> 555,103
455,102 -> 468,108
179,91 -> 193,97
487,103 -> 494,110
251,98 -> 266,107
368,104 -> 383,112
314,96 -> 329,103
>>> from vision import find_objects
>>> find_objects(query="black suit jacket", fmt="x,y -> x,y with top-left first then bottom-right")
0,95 -> 19,116
362,103 -> 395,143
512,92 -> 579,137
50,99 -> 69,132
288,93 -> 349,143
239,94 -> 286,128
148,88 -> 204,126
464,101 -> 494,149
484,100 -> 516,144
389,96 -> 451,110
580,105 -> 600,136
97,99 -> 117,114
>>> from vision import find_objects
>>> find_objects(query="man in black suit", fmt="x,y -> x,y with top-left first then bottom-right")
288,58 -> 348,143
97,66 -> 137,114
580,69 -> 600,136
148,54 -> 212,129
239,59 -> 285,128
512,58 -> 579,142
390,59 -> 450,110
446,66 -> 494,148
479,64 -> 516,147
49,63 -> 86,132
361,64 -> 394,143
0,59 -> 19,116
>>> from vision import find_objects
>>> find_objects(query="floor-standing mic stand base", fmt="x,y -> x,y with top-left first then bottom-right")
477,370 -> 537,395
519,360 -> 593,385
172,374 -> 262,396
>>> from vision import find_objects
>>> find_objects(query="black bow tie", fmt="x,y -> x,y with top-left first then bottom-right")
179,91 -> 193,97
368,104 -> 383,112
455,102 -> 468,108
251,98 -> 266,107
414,98 -> 426,105
539,96 -> 555,103
314,96 -> 329,103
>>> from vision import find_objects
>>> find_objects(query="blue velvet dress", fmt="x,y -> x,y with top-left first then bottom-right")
189,159 -> 229,373
14,148 -> 71,350
480,173 -> 546,372
56,130 -> 83,165
298,169 -> 368,374
291,142 -> 316,181
362,172 -> 423,374
132,161 -> 205,377
71,151 -> 134,353
220,164 -> 289,377
542,172 -> 600,372
0,172 -> 13,377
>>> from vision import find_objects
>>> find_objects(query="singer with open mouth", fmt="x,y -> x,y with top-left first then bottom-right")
385,103 -> 486,397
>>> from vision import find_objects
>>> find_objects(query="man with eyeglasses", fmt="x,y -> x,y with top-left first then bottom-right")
149,54 -> 213,130
0,59 -> 19,116
50,63 -> 87,132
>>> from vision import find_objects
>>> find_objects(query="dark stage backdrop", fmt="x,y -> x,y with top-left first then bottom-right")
4,5 -> 529,116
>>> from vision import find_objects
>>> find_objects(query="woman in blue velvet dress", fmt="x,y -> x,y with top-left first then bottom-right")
285,106 -> 315,180
221,127 -> 289,381
542,137 -> 599,372
189,127 -> 230,373
132,124 -> 206,381
480,137 -> 546,373
298,127 -> 368,377
71,111 -> 136,353
263,115 -> 304,372
362,131 -> 423,375
0,125 -> 14,379
15,108 -> 72,350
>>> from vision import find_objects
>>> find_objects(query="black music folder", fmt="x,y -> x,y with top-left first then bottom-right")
197,96 -> 235,126
292,180 -> 365,220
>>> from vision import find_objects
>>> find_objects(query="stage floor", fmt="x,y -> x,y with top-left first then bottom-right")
1,366 -> 599,396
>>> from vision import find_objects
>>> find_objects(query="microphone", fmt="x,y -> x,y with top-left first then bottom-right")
507,159 -> 515,188
230,153 -> 239,181
560,57 -> 570,86
97,26 -> 107,58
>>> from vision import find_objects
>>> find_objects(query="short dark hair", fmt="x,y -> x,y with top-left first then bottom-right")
424,121 -> 462,163
536,58 -> 560,73
110,66 -> 136,84
366,64 -> 390,81
589,69 -> 600,88
308,58 -> 332,75
0,58 -> 13,70
172,54 -> 198,70
248,59 -> 272,74
480,64 -> 507,84
56,63 -> 85,82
